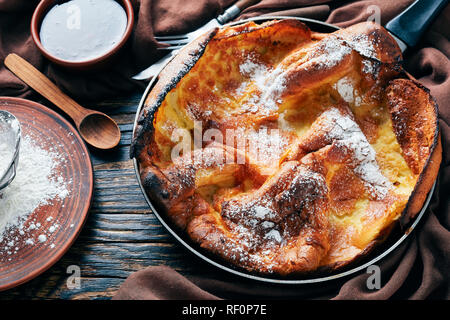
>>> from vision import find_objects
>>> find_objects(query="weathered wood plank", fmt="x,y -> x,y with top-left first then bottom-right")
90,146 -> 131,165
94,160 -> 134,170
0,237 -> 223,300
78,213 -> 169,242
111,113 -> 138,125
0,275 -> 124,300
89,166 -> 153,214
0,240 -> 221,300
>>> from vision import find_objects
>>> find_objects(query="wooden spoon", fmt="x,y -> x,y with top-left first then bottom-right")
4,53 -> 121,150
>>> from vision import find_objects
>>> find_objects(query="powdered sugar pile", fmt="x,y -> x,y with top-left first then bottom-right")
333,76 -> 362,106
342,33 -> 377,60
0,135 -> 69,243
311,36 -> 353,70
321,107 -> 392,199
238,57 -> 287,115
239,59 -> 268,89
334,77 -> 355,103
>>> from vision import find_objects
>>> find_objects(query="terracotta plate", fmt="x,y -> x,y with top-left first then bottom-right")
0,97 -> 93,291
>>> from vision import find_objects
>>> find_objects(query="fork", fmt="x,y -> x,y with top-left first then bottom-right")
155,0 -> 261,51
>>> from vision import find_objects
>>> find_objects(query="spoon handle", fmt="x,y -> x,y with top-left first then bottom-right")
4,53 -> 87,127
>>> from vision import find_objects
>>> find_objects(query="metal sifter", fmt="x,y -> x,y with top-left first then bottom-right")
0,110 -> 21,191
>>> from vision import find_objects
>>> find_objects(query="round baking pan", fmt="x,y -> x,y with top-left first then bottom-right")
132,16 -> 437,284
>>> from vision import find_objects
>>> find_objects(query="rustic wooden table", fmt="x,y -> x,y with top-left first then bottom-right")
0,91 -> 222,300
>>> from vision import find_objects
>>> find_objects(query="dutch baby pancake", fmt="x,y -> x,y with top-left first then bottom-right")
132,20 -> 441,275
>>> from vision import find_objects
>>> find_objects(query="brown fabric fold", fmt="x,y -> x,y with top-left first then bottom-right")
0,0 -> 448,300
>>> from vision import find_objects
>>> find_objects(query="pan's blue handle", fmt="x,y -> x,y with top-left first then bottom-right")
385,0 -> 448,47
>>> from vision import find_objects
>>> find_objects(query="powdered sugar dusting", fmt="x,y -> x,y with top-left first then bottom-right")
310,35 -> 352,69
238,57 -> 287,115
362,59 -> 377,74
333,77 -> 354,104
245,126 -> 288,165
214,166 -> 328,271
239,59 -> 268,89
343,33 -> 377,60
321,107 -> 392,199
264,229 -> 282,243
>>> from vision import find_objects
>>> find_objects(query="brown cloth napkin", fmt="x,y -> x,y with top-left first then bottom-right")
0,0 -> 447,300
112,0 -> 450,300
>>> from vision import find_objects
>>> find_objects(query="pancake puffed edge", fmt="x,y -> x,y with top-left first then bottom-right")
389,79 -> 442,226
323,78 -> 442,272
333,21 -> 403,64
319,25 -> 439,271
130,28 -> 219,160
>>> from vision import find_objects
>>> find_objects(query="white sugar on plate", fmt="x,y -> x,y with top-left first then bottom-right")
0,135 -> 69,243
38,234 -> 47,243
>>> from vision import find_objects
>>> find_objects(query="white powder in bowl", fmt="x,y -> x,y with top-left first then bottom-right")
0,135 -> 69,241
0,138 -> 14,178
0,112 -> 18,178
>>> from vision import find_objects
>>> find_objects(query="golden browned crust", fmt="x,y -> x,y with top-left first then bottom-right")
386,79 -> 442,224
333,22 -> 402,64
132,20 -> 441,275
131,28 -> 219,159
